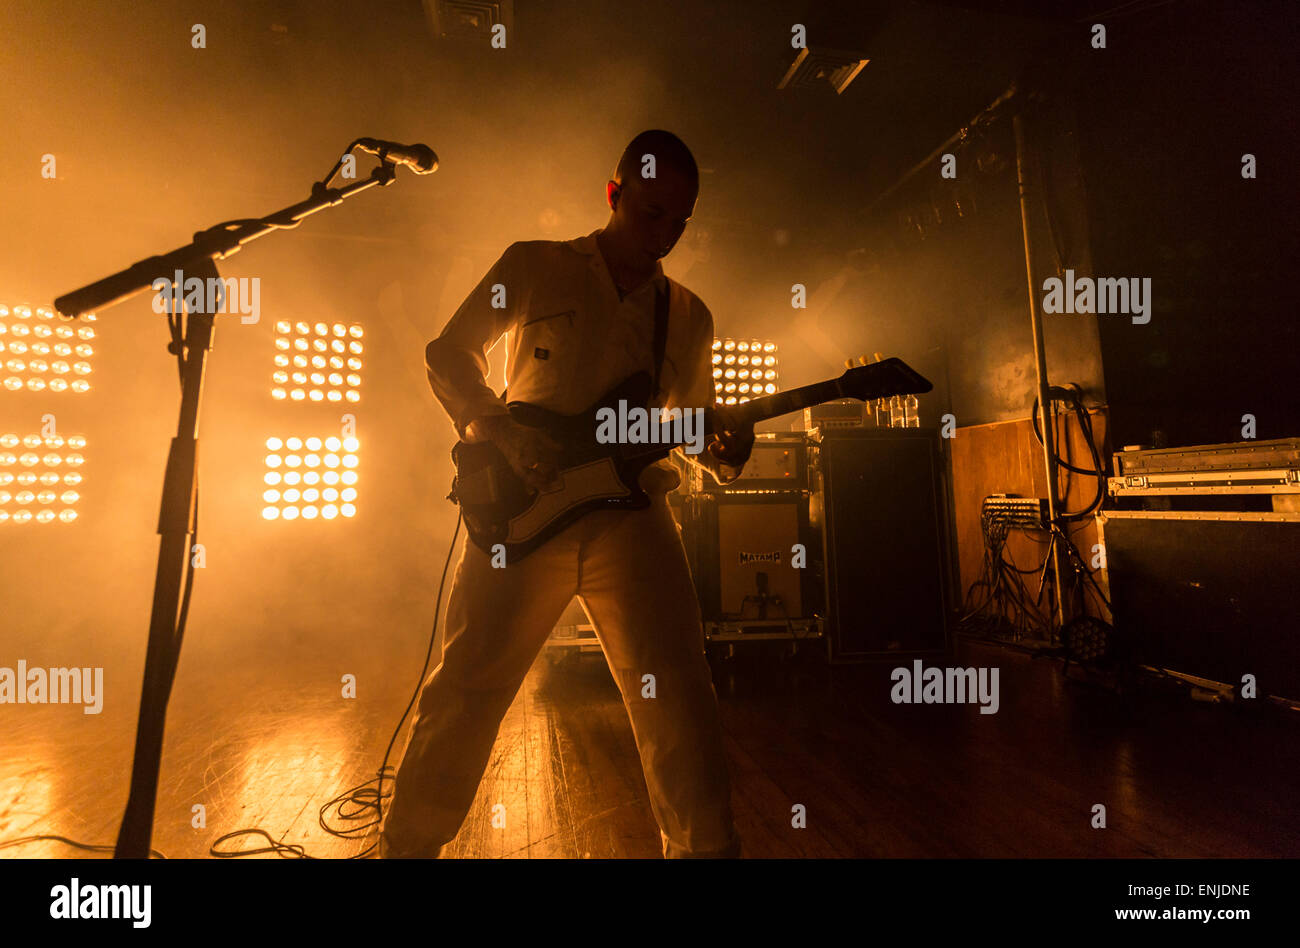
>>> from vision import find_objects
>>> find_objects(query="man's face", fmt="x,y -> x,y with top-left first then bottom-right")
610,165 -> 697,267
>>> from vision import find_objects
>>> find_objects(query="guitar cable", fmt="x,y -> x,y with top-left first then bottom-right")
210,511 -> 464,858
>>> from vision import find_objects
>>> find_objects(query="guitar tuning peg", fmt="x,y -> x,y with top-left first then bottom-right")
844,358 -> 855,370
857,355 -> 870,366
872,351 -> 885,363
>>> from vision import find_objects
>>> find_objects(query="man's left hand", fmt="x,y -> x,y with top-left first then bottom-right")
707,405 -> 756,467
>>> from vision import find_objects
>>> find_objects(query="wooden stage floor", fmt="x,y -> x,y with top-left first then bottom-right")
3,636 -> 1297,858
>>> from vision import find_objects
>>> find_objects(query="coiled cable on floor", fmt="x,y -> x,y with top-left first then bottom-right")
210,512 -> 463,858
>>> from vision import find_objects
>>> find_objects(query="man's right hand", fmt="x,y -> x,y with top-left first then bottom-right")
473,415 -> 563,491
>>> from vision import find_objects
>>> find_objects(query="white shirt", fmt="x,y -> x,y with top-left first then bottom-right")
425,228 -> 741,488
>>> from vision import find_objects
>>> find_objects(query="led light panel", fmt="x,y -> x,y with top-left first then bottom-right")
271,320 -> 363,403
261,435 -> 359,522
0,304 -> 96,394
0,431 -> 86,524
711,337 -> 779,406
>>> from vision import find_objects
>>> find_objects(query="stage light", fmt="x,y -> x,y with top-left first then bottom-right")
265,321 -> 364,519
0,430 -> 86,524
713,336 -> 779,404
272,319 -> 364,403
263,435 -> 359,521
0,305 -> 96,390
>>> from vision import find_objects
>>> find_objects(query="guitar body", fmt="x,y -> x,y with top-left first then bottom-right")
452,373 -> 666,561
449,357 -> 933,563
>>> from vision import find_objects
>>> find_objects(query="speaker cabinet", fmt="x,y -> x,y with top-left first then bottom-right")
812,428 -> 952,661
717,499 -> 804,618
681,493 -> 819,623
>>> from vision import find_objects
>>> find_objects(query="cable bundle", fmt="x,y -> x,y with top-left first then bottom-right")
960,384 -> 1114,659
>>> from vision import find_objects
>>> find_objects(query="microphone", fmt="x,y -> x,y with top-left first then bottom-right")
355,138 -> 439,175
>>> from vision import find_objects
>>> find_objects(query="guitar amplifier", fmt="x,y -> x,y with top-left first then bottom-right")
810,428 -> 952,661
680,491 -> 821,623
802,399 -> 865,432
692,433 -> 808,493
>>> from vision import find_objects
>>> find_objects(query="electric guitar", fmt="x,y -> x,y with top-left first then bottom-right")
450,357 -> 932,560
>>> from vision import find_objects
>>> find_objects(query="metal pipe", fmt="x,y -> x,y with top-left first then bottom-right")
1013,111 -> 1068,633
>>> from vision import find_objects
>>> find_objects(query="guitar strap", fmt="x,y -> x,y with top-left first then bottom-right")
651,278 -> 670,404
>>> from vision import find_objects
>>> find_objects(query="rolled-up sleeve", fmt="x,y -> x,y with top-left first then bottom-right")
670,301 -> 744,486
425,243 -> 520,440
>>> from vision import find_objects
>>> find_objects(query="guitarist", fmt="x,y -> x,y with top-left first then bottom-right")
380,130 -> 752,858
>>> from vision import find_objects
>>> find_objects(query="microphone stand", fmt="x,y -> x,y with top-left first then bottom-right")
52,144 -> 422,859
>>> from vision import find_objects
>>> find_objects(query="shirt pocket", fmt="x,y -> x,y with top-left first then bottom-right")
516,301 -> 580,391
520,305 -> 576,331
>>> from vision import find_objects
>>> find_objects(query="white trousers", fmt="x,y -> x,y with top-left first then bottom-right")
381,494 -> 741,858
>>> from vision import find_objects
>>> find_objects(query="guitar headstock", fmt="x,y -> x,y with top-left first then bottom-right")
836,355 -> 933,402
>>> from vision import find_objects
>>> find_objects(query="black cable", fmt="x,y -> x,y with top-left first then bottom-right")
172,307 -> 198,673
960,507 -> 1053,641
1035,390 -> 1102,477
1030,384 -> 1106,521
209,512 -> 463,858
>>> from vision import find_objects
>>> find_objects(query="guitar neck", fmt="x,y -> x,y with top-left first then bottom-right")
721,378 -> 847,432
617,357 -> 931,460
617,379 -> 847,462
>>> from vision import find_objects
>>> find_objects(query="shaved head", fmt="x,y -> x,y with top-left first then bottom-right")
612,129 -> 699,194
